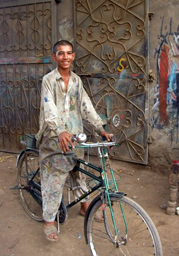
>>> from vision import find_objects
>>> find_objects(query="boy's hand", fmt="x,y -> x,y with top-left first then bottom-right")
100,130 -> 114,141
58,132 -> 74,154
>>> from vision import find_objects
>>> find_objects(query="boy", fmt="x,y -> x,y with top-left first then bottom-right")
36,40 -> 111,241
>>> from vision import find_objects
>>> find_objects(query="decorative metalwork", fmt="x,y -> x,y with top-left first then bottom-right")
75,0 -> 148,163
0,1 -> 53,150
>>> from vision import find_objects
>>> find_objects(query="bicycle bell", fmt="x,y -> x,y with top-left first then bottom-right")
76,133 -> 87,143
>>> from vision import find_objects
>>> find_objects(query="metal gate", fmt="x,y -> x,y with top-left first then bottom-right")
74,0 -> 149,164
0,0 -> 56,151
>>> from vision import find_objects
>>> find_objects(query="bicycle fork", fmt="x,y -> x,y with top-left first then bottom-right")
101,189 -> 128,247
99,149 -> 128,247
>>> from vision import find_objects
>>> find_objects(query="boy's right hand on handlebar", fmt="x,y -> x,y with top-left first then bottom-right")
58,132 -> 74,154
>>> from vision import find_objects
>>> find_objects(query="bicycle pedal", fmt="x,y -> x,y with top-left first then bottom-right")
10,185 -> 21,190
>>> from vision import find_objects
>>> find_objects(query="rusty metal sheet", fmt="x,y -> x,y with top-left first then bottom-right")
0,0 -> 55,150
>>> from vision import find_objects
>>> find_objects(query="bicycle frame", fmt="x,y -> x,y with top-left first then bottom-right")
69,143 -> 127,237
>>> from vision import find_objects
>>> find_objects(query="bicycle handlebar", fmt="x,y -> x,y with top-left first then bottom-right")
79,141 -> 117,148
20,133 -> 118,150
72,133 -> 118,148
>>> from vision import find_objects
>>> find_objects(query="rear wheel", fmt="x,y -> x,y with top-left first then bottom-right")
17,149 -> 43,221
86,195 -> 163,256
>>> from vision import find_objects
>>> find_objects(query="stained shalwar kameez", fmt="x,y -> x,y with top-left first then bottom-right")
36,68 -> 104,222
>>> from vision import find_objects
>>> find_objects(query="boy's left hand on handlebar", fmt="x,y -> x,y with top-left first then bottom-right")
100,130 -> 114,142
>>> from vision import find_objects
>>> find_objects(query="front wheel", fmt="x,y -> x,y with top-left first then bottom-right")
85,195 -> 163,256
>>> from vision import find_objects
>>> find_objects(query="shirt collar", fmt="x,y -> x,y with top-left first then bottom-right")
54,68 -> 76,83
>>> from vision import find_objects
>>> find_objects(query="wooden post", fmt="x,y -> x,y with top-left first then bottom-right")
166,161 -> 179,215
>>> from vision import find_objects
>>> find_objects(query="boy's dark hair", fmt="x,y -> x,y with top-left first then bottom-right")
53,40 -> 74,53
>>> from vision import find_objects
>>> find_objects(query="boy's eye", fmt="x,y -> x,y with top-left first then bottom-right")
56,51 -> 73,56
56,51 -> 63,56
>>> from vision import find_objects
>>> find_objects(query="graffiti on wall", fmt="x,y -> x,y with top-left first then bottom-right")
116,58 -> 128,72
153,16 -> 179,137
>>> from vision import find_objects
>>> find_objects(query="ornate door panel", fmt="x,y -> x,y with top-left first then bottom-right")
74,0 -> 149,164
0,0 -> 56,150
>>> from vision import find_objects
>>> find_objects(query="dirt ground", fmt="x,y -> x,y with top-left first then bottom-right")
0,150 -> 179,256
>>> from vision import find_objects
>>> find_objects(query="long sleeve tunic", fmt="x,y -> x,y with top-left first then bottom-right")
36,68 -> 104,146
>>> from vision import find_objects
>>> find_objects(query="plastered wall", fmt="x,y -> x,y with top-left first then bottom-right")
149,1 -> 179,141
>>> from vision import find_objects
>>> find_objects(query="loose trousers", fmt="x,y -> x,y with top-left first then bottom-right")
39,136 -> 88,222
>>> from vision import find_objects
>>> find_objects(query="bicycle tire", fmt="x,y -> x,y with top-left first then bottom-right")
17,149 -> 43,222
85,195 -> 163,256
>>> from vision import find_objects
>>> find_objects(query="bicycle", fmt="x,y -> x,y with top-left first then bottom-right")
16,133 -> 163,256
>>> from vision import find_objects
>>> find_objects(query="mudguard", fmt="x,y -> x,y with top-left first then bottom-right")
16,148 -> 39,167
84,192 -> 125,244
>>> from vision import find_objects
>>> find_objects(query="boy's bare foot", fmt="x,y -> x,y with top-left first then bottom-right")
79,202 -> 89,216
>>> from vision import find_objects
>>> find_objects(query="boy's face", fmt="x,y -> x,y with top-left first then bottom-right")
52,44 -> 75,70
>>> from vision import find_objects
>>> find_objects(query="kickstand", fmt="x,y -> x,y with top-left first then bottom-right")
57,211 -> 60,234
